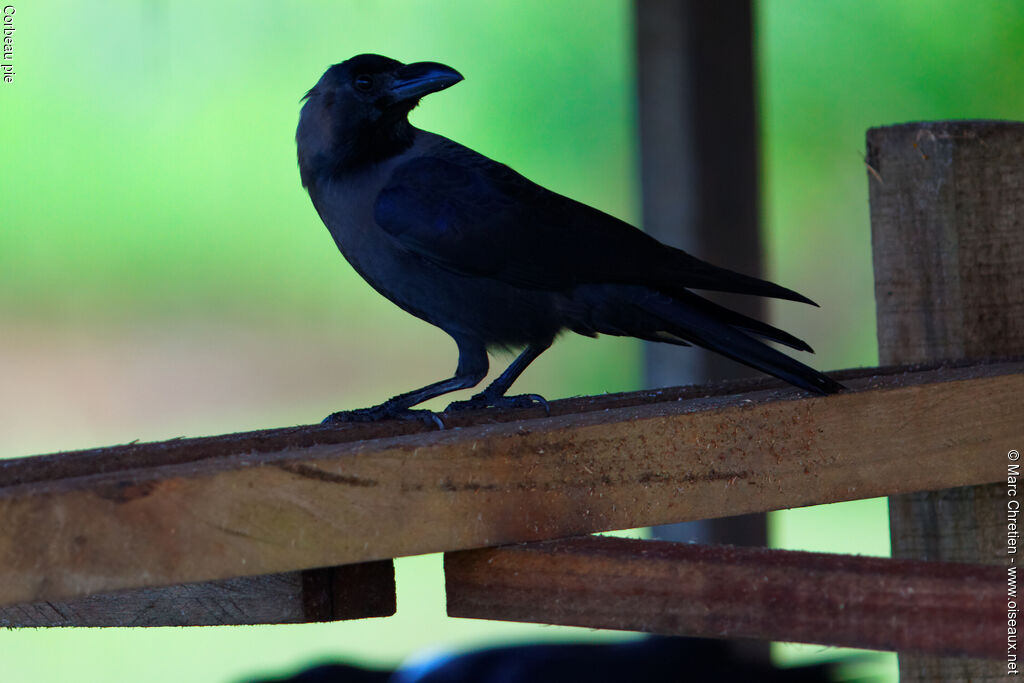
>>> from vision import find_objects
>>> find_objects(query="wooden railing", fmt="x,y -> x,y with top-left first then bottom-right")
1,122 -> 1017,675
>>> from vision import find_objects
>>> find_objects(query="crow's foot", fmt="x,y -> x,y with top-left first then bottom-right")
445,393 -> 550,416
322,405 -> 444,430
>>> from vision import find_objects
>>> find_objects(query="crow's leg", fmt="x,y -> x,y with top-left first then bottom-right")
446,342 -> 552,414
323,339 -> 488,428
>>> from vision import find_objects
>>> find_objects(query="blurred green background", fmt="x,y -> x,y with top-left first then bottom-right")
3,1 -> 1023,681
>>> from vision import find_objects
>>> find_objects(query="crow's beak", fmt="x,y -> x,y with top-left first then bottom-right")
390,61 -> 463,103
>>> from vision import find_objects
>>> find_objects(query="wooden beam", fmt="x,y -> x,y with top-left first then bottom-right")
0,561 -> 395,627
869,121 -> 1024,681
0,361 -> 1017,608
869,121 -> 1024,363
444,536 -> 1003,659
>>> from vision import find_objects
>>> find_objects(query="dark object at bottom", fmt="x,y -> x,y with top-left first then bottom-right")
248,637 -> 841,683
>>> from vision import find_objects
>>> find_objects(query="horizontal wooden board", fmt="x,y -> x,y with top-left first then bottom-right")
0,361 -> 1017,607
0,561 -> 395,627
445,536 -> 1003,658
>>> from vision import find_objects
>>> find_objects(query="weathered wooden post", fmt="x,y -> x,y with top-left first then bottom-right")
868,121 -> 1024,681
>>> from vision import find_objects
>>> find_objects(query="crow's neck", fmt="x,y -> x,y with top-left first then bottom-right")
299,118 -> 415,189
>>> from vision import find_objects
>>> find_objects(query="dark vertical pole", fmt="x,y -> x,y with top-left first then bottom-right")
634,0 -> 767,550
868,121 -> 1024,682
633,0 -> 768,664
635,0 -> 764,392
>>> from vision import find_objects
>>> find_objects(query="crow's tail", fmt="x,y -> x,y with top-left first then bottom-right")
577,286 -> 845,395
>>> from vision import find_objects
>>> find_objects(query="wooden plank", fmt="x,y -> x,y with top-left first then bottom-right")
869,121 -> 1024,363
868,120 -> 1024,681
0,361 -> 1017,608
0,561 -> 395,627
444,536 -> 1003,659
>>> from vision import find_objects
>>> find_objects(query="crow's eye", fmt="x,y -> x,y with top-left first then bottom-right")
353,74 -> 374,93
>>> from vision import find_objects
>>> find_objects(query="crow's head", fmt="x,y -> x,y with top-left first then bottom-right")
297,54 -> 462,181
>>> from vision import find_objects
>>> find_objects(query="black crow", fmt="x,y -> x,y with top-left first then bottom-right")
296,54 -> 843,424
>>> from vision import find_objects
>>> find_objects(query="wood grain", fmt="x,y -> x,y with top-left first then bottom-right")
445,536 -> 1003,658
868,120 -> 1024,681
0,561 -> 395,627
0,361 -> 1017,608
869,121 -> 1024,364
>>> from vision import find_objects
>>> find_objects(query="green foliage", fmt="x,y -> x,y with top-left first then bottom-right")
759,0 -> 1024,370
0,0 -> 635,325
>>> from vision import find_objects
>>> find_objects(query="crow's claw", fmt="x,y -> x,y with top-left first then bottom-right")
445,393 -> 550,416
322,406 -> 445,430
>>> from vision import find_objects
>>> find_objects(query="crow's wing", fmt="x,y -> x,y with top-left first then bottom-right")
375,145 -> 813,303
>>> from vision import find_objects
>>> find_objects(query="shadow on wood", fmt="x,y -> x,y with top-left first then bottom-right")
0,560 -> 396,627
